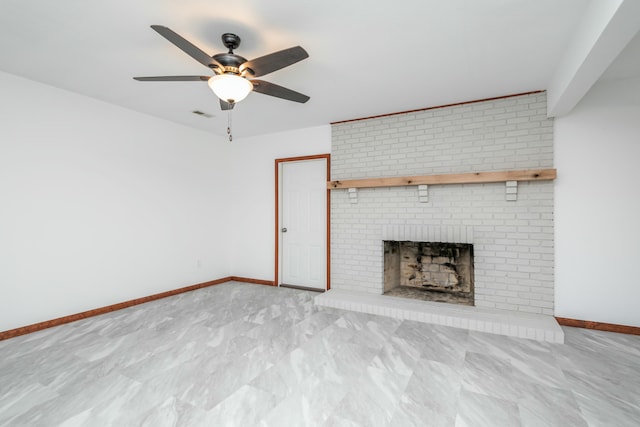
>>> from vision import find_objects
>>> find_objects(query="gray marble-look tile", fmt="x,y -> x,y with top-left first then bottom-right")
467,329 -> 553,362
563,326 -> 640,357
322,413 -> 362,427
319,340 -> 380,384
282,341 -> 332,385
564,369 -> 640,426
0,382 -> 58,425
4,372 -> 143,427
137,396 -> 210,427
202,384 -> 277,427
468,329 -> 568,389
259,365 -> 350,427
553,340 -> 640,398
328,386 -> 394,427
363,364 -> 412,415
0,319 -> 100,357
1,346 -> 89,396
119,338 -> 208,383
72,329 -> 147,363
79,306 -> 176,339
335,311 -> 402,351
204,318 -> 257,349
455,389 -> 521,427
284,309 -> 342,346
390,395 -> 454,427
259,396 -> 309,427
390,358 -> 461,427
66,375 -> 170,426
394,321 -> 469,367
508,347 -> 567,389
250,359 -> 307,404
2,282 -> 640,426
318,322 -> 359,354
327,360 -> 413,426
517,382 -> 587,427
244,309 -> 305,343
461,351 -> 522,403
165,349 -> 271,411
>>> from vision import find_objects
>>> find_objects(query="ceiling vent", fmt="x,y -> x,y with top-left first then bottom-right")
192,110 -> 213,118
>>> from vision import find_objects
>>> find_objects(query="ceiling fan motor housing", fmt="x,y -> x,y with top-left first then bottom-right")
211,53 -> 248,75
210,33 -> 252,75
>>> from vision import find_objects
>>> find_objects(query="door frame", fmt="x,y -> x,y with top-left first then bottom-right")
275,154 -> 331,290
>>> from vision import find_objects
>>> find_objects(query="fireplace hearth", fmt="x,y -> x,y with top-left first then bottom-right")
384,240 -> 474,306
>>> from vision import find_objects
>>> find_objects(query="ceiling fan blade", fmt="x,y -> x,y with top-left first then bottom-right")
220,99 -> 235,110
240,46 -> 308,77
150,25 -> 223,71
133,76 -> 210,82
251,80 -> 310,103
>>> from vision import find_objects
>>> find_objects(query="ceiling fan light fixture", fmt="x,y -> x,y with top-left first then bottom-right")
207,74 -> 253,103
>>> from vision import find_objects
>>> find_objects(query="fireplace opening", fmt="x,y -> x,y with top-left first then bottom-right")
383,241 -> 474,306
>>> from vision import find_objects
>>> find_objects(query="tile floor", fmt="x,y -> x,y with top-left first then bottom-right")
1,282 -> 639,426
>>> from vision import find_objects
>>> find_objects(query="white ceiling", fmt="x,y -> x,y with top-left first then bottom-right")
0,0 -> 637,138
600,29 -> 640,82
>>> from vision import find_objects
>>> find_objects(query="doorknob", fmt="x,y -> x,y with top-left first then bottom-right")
281,227 -> 288,232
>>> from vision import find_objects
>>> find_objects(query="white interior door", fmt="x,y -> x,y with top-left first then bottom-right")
280,158 -> 327,290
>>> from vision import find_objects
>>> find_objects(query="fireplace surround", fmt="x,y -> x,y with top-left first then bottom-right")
329,92 -> 555,316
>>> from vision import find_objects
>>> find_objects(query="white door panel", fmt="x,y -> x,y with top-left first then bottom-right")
281,159 -> 326,289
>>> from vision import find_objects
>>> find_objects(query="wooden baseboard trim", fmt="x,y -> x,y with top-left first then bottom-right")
0,276 -> 274,341
556,317 -> 640,336
230,276 -> 276,286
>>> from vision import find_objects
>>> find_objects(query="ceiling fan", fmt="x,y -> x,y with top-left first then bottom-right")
134,25 -> 310,111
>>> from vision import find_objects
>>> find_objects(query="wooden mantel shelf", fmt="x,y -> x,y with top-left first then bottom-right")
327,168 -> 556,189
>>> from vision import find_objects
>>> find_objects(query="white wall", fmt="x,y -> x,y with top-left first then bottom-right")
229,126 -> 331,282
4,66 -> 638,332
0,71 -> 232,331
555,76 -> 640,327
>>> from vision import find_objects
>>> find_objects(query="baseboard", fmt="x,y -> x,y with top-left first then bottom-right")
230,276 -> 276,286
0,276 -> 275,341
555,317 -> 640,336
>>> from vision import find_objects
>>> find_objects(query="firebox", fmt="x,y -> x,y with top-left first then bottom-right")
383,241 -> 474,306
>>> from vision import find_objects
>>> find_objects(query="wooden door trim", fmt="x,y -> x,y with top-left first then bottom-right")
275,154 -> 331,290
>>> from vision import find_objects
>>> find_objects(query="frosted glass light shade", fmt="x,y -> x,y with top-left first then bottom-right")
207,74 -> 253,103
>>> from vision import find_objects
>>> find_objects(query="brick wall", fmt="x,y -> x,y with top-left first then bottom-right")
330,92 -> 555,315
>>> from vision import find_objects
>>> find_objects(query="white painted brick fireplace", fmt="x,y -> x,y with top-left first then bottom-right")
316,92 -> 563,342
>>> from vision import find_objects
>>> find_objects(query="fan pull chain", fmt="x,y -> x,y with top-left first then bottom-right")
227,109 -> 233,142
